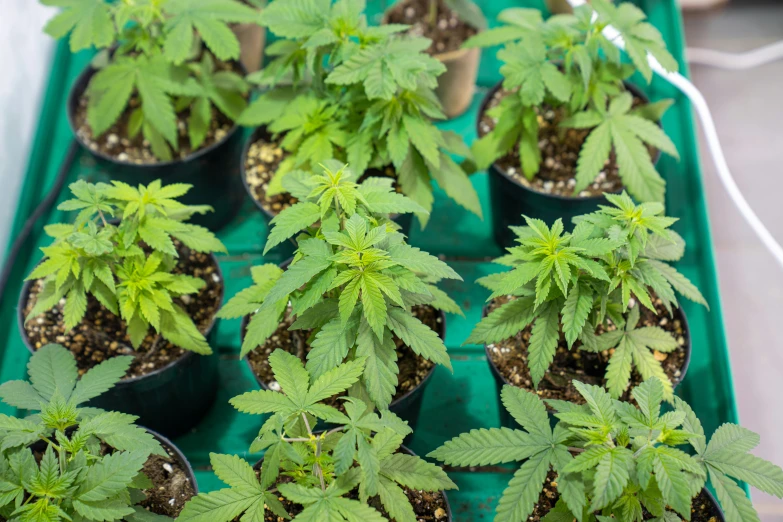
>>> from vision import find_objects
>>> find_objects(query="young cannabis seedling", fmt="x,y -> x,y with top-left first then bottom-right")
468,192 -> 706,398
179,349 -> 456,522
43,0 -> 259,160
219,161 -> 462,409
0,344 -> 169,522
466,0 -> 679,202
25,179 -> 226,354
238,0 -> 482,225
430,377 -> 783,522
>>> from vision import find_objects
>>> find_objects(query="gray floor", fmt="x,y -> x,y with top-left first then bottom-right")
683,2 -> 783,519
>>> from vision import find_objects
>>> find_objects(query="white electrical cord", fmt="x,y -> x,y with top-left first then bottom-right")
687,40 -> 783,69
567,0 -> 783,270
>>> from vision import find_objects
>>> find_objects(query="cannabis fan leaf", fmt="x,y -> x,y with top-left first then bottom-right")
0,344 -> 167,522
431,377 -> 783,522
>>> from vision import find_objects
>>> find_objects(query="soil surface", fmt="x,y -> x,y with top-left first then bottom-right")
478,88 -> 657,198
529,470 -> 721,521
245,305 -> 442,403
74,62 -> 243,165
23,241 -> 222,379
386,0 -> 477,55
487,295 -> 688,403
244,133 -> 296,216
139,447 -> 196,517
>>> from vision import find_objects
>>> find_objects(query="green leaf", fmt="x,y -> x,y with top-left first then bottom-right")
377,477 -> 416,522
0,380 -> 45,410
495,452 -> 551,522
380,454 -> 457,491
709,468 -> 760,522
501,385 -> 551,438
355,321 -> 398,410
268,349 -> 310,406
574,122 -> 612,194
466,297 -> 537,345
427,152 -> 483,219
210,453 -> 262,492
387,308 -> 451,370
43,0 -> 115,52
229,389 -> 294,415
387,244 -> 461,281
77,450 -> 148,502
528,302 -> 560,387
590,448 -> 631,511
264,202 -> 321,254
305,358 -> 365,405
648,260 -> 708,308
28,344 -> 78,402
306,312 -> 360,379
177,488 -> 260,522
428,427 -> 548,466
561,281 -> 593,347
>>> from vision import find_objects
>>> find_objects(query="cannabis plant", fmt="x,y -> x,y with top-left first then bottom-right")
466,0 -> 679,203
237,0 -> 482,226
179,349 -> 456,522
0,344 -> 169,522
431,377 -> 783,522
468,192 -> 706,398
43,0 -> 260,160
218,161 -> 462,409
25,179 -> 226,354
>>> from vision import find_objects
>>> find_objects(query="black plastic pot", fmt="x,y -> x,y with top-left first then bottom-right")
17,254 -> 224,439
239,256 -> 445,431
480,81 -> 661,249
67,65 -> 246,232
252,443 -> 453,521
241,127 -> 413,248
484,303 -> 691,429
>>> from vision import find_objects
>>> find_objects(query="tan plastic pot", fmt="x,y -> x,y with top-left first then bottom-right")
434,46 -> 481,118
232,22 -> 266,73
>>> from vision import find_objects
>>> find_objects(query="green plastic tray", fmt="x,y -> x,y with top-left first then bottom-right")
0,0 -> 740,519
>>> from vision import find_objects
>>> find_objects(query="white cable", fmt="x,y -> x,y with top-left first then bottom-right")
687,41 -> 783,69
566,0 -> 783,271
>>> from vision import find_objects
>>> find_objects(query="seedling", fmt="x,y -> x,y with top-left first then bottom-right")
467,0 -> 680,202
219,161 -> 463,409
25,180 -> 226,355
42,0 -> 259,160
430,377 -> 783,522
238,0 -> 481,226
467,192 -> 706,398
179,349 -> 456,522
0,344 -> 169,522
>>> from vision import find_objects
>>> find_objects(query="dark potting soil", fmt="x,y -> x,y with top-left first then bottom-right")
385,0 -> 477,55
478,88 -> 657,198
486,295 -> 688,403
73,62 -> 244,165
244,134 -> 296,215
23,242 -> 222,379
246,305 -> 441,402
139,449 -> 196,517
529,470 -> 721,521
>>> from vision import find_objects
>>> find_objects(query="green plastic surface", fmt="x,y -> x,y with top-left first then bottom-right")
0,1 -> 741,519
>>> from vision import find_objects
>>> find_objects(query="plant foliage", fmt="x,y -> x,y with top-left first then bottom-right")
430,377 -> 783,522
42,0 -> 259,160
237,0 -> 481,226
0,344 -> 170,522
468,193 -> 706,398
25,179 -> 226,355
219,161 -> 462,409
178,349 -> 456,522
466,0 -> 679,203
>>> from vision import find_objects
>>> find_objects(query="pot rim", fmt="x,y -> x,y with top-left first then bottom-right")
17,250 -> 225,387
239,256 -> 447,411
66,62 -> 244,170
482,299 -> 692,395
434,45 -> 480,63
477,80 -> 663,203
252,441 -> 453,521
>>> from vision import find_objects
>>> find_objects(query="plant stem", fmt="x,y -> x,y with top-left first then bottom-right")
283,437 -> 311,443
428,0 -> 438,27
315,437 -> 326,491
567,446 -> 586,454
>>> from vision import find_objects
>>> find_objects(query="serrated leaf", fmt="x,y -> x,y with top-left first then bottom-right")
528,302 -> 560,386
28,344 -> 78,402
387,308 -> 450,370
428,427 -> 548,466
495,452 -> 551,522
466,297 -> 536,345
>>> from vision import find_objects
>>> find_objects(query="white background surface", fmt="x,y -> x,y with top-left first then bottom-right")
0,2 -> 54,259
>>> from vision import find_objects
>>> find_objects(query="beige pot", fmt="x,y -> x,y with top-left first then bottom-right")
232,22 -> 266,73
433,46 -> 481,119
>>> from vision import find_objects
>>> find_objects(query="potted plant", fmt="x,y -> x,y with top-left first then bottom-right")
467,193 -> 707,420
430,377 -> 783,522
18,180 -> 226,437
238,0 -> 482,237
383,0 -> 487,118
464,0 -> 680,246
0,344 -> 198,521
233,0 -> 268,73
178,349 -> 456,521
218,161 -> 463,427
41,0 -> 263,230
